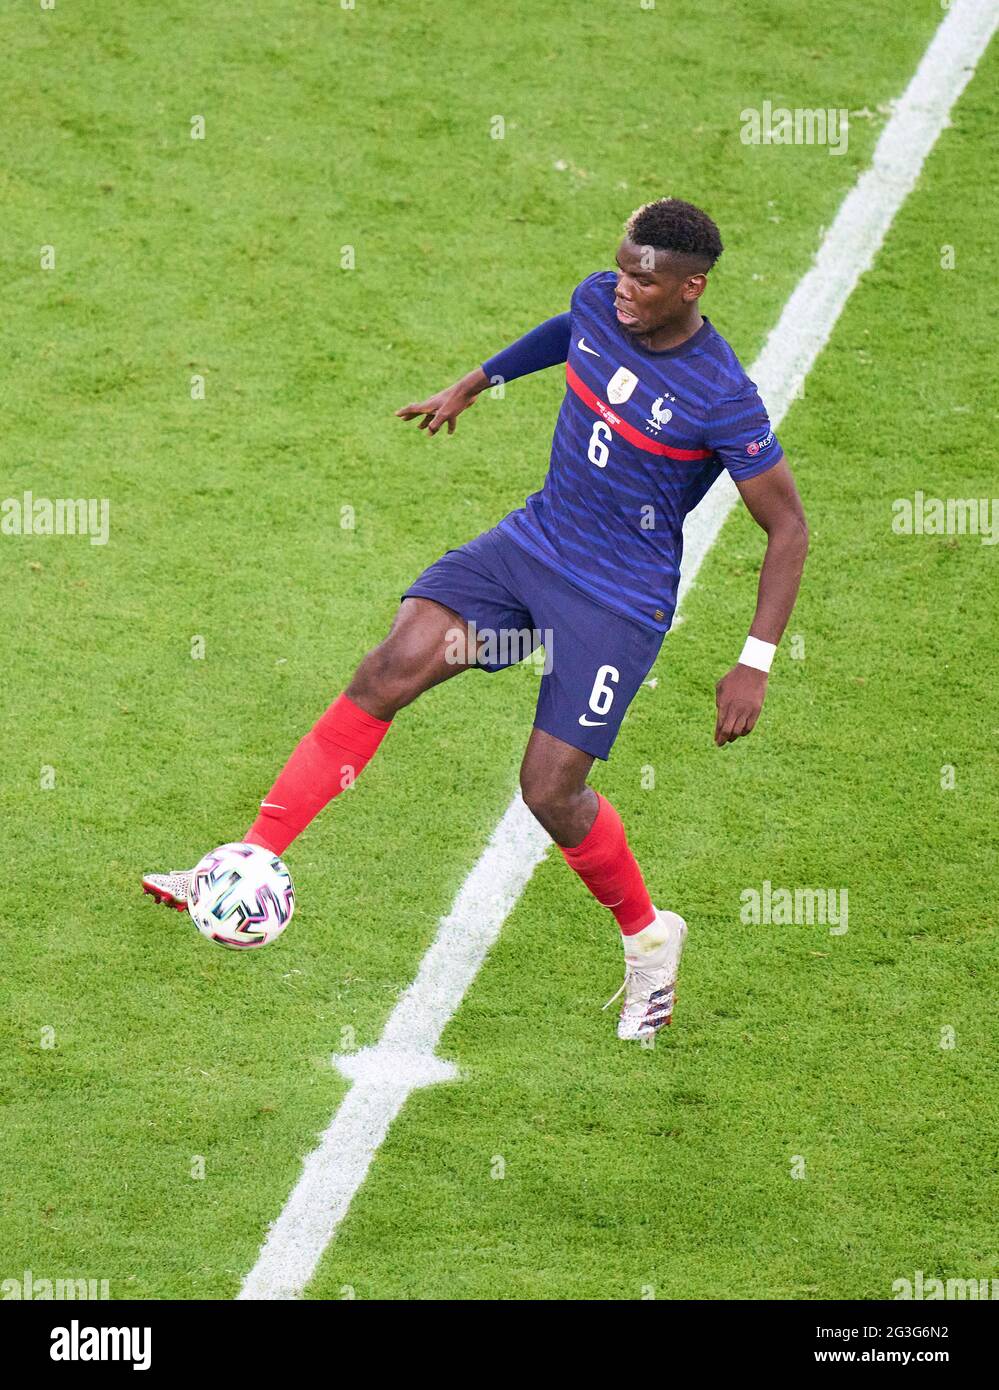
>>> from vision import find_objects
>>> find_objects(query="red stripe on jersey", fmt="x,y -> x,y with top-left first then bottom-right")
566,363 -> 713,461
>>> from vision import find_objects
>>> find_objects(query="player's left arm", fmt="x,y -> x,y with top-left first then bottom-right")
714,458 -> 808,747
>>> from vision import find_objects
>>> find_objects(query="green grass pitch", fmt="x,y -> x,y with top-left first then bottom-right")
1,1 -> 996,1299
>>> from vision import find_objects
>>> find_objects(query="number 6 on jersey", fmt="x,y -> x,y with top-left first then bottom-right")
587,420 -> 612,468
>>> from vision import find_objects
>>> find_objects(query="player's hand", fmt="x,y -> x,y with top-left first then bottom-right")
714,664 -> 768,746
395,368 -> 488,437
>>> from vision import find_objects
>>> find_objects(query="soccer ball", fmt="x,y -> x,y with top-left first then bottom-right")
188,842 -> 295,949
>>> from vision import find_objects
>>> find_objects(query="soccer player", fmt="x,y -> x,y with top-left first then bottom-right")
144,198 -> 808,1040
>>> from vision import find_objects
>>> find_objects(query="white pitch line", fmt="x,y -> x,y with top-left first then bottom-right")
239,0 -> 999,1301
678,0 -> 999,608
239,795 -> 550,1299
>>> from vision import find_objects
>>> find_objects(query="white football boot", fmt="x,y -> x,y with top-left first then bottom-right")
604,909 -> 688,1041
141,868 -> 194,913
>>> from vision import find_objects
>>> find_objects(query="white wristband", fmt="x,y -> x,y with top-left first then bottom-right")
739,635 -> 776,673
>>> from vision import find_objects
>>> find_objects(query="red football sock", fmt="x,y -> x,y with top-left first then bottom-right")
244,693 -> 391,856
559,793 -> 656,935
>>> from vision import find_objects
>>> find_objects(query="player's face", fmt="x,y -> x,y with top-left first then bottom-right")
613,239 -> 705,335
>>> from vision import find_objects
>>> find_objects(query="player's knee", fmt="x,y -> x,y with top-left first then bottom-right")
520,773 -> 568,826
351,636 -> 426,713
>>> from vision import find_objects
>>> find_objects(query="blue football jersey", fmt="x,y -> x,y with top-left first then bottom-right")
498,271 -> 784,630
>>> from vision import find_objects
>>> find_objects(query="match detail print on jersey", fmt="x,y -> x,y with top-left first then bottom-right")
566,364 -> 712,461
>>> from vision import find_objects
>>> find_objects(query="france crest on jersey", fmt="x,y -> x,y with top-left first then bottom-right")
497,271 -> 784,630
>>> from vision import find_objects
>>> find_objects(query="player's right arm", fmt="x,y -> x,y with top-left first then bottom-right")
395,366 -> 491,437
396,311 -> 571,437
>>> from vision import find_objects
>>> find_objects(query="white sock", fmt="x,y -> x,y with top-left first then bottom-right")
623,909 -> 672,959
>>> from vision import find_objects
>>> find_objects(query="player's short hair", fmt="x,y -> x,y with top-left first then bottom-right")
624,198 -> 723,272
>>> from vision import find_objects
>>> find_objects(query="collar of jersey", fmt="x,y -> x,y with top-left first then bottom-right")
617,314 -> 714,359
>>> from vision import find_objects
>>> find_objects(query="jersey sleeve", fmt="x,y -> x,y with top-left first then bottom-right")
481,313 -> 571,385
705,386 -> 784,480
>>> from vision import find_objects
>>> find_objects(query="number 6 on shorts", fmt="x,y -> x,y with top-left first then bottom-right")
588,664 -> 620,716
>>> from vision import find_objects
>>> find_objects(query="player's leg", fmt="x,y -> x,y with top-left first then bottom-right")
344,595 -> 476,720
505,534 -> 686,1037
520,727 -> 686,1041
245,527 -> 535,861
141,596 -> 474,908
142,527 -> 531,909
241,596 -> 475,856
518,728 -> 597,847
519,727 -> 657,931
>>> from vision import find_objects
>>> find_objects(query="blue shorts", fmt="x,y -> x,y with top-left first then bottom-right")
402,525 -> 664,759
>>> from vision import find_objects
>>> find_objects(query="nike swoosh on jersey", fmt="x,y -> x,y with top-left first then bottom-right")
577,337 -> 600,357
578,714 -> 608,726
